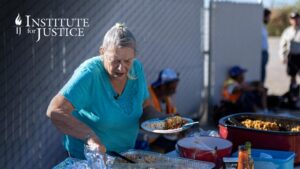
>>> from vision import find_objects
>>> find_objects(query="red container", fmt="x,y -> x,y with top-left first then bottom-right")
219,113 -> 300,164
176,136 -> 232,167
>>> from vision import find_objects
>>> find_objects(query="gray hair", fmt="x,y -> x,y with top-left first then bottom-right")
101,23 -> 137,52
101,23 -> 137,80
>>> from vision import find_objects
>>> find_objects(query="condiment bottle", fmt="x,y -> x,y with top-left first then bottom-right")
245,141 -> 254,169
237,145 -> 249,169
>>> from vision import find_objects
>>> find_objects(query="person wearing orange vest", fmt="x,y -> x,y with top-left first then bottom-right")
149,68 -> 180,152
222,65 -> 267,112
149,68 -> 179,115
135,68 -> 179,152
222,78 -> 242,103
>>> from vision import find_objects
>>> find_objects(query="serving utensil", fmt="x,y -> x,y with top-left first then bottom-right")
227,117 -> 242,127
182,121 -> 199,128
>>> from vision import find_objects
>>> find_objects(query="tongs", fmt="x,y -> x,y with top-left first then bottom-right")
106,151 -> 136,163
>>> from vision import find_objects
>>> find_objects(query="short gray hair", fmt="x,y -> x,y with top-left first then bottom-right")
101,23 -> 136,52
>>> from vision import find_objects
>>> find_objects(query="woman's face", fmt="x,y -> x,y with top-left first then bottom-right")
102,47 -> 135,80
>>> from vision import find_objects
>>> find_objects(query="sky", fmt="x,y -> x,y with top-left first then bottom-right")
236,0 -> 297,8
204,0 -> 297,8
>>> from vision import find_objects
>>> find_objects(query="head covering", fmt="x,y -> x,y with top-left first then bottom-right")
290,12 -> 300,19
228,65 -> 247,77
152,68 -> 179,87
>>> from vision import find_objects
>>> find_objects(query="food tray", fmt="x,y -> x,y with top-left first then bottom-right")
219,113 -> 300,163
112,149 -> 215,169
221,113 -> 300,133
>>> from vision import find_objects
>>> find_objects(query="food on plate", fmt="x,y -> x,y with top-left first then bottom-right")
149,121 -> 165,130
165,115 -> 188,129
147,115 -> 188,130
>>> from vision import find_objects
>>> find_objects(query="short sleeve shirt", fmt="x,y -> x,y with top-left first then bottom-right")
59,56 -> 149,159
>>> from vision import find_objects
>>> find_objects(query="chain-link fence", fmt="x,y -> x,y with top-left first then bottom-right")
1,0 -> 204,168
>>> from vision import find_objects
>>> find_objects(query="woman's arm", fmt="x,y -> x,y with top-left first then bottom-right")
46,94 -> 106,153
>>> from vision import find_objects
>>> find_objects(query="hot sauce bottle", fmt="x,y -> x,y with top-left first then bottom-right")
237,145 -> 249,169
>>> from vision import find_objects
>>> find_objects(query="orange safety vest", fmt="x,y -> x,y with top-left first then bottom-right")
222,78 -> 241,103
148,86 -> 177,114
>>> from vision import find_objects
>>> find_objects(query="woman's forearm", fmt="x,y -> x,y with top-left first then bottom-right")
46,95 -> 96,141
50,110 -> 95,140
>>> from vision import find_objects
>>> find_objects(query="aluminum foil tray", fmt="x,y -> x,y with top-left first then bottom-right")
112,149 -> 215,169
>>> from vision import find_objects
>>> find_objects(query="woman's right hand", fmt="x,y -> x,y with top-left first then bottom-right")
86,134 -> 107,154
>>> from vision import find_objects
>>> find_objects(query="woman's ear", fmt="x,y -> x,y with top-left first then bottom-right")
99,47 -> 104,55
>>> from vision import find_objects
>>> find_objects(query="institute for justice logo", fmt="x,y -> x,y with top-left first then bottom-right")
15,13 -> 22,35
14,13 -> 90,42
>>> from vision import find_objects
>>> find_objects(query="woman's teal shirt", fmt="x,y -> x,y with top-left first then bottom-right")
59,56 -> 149,159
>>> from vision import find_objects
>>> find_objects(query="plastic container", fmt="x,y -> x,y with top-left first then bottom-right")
176,136 -> 232,168
232,148 -> 295,169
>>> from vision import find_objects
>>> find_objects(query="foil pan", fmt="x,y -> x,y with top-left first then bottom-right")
112,149 -> 215,169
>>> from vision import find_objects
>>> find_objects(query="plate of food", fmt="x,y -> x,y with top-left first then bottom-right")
141,115 -> 197,134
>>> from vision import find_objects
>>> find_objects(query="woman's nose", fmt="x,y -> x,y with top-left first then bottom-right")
117,63 -> 124,71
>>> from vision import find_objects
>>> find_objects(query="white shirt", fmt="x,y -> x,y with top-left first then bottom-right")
279,26 -> 300,61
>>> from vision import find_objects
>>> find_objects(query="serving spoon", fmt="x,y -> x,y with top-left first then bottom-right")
228,117 -> 243,127
182,121 -> 199,128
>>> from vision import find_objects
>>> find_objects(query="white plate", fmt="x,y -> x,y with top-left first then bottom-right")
141,117 -> 194,134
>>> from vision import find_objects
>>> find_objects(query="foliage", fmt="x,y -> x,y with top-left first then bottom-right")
268,1 -> 300,36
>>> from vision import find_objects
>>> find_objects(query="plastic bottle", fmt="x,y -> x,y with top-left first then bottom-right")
245,141 -> 254,169
237,145 -> 249,169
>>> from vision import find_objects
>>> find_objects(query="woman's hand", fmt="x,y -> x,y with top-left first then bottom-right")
86,134 -> 106,154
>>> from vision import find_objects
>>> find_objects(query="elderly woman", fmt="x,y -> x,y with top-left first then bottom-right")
46,23 -> 157,159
